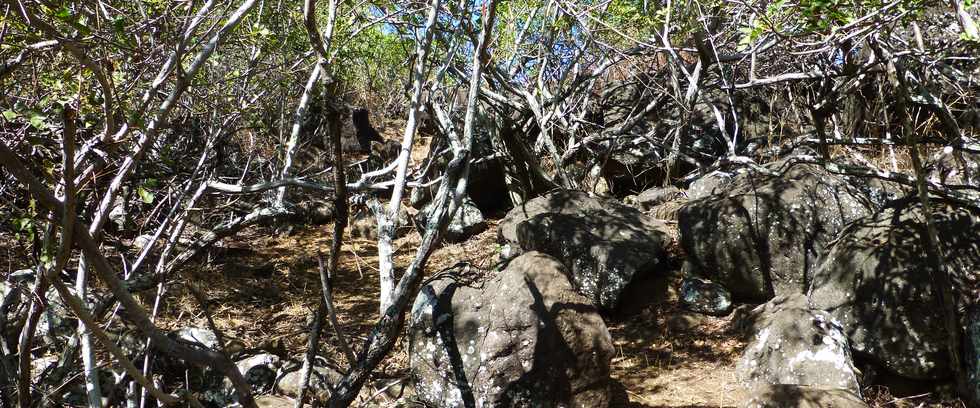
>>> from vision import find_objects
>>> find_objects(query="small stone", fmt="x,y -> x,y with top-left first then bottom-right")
234,354 -> 280,393
132,234 -> 154,250
414,195 -> 486,243
679,277 -> 733,316
8,269 -> 35,283
173,327 -> 219,350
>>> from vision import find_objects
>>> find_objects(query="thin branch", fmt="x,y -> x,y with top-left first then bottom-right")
0,141 -> 260,408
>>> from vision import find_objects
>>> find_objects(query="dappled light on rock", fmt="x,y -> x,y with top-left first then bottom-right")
408,252 -> 619,407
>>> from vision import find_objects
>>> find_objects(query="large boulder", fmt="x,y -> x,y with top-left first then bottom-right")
744,384 -> 868,408
678,162 -> 874,301
501,190 -> 670,311
408,252 -> 618,408
498,190 -> 610,255
736,294 -> 860,393
809,200 -> 980,380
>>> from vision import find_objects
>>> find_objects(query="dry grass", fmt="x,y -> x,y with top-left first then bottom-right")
156,218 -> 597,403
864,387 -> 966,408
147,217 -> 501,403
608,277 -> 748,408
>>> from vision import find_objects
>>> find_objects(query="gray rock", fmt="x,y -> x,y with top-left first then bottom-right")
40,286 -> 97,345
177,341 -> 269,407
210,354 -> 283,406
510,197 -> 669,311
235,353 -> 281,394
736,294 -> 860,393
348,204 -> 411,240
408,252 -> 617,408
414,196 -> 487,243
8,269 -> 35,283
276,364 -> 341,402
687,171 -> 736,200
174,327 -> 220,350
680,277 -> 733,316
154,328 -> 230,406
624,186 -> 686,211
929,148 -> 978,188
132,234 -> 155,250
809,201 -> 980,380
498,190 -> 611,257
743,384 -> 868,408
678,162 -> 873,301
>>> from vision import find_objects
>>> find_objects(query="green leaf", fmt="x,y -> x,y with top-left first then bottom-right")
2,110 -> 18,121
39,253 -> 54,270
54,6 -> 71,20
29,114 -> 47,130
113,16 -> 127,33
14,217 -> 32,231
137,186 -> 155,204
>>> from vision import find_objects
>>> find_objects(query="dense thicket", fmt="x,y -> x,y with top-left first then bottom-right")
0,0 -> 978,406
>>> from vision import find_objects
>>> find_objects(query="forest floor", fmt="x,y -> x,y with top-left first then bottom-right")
159,220 -> 753,407
156,218 -> 962,407
0,206 -> 966,407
